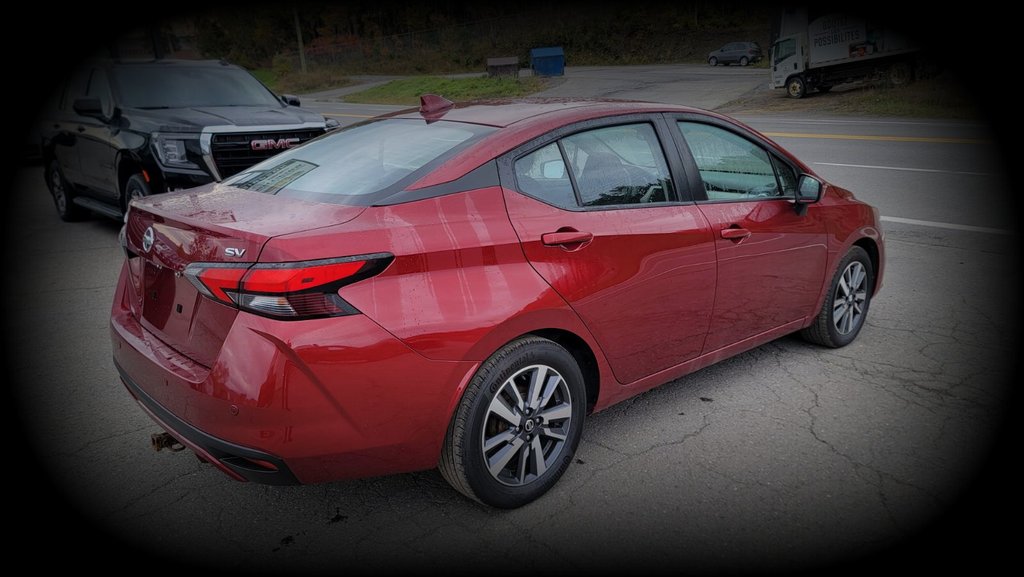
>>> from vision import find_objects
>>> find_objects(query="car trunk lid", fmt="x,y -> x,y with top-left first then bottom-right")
123,184 -> 365,367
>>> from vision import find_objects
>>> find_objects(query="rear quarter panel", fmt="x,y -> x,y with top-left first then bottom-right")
260,186 -> 617,409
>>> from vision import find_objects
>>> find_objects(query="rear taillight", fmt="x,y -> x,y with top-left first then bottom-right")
184,253 -> 393,320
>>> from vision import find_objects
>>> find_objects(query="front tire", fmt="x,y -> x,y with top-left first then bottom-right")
440,336 -> 586,508
787,75 -> 806,98
801,246 -> 874,348
46,160 -> 84,222
123,173 -> 151,213
708,56 -> 718,66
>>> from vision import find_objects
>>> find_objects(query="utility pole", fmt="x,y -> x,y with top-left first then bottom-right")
294,7 -> 307,74
150,23 -> 164,59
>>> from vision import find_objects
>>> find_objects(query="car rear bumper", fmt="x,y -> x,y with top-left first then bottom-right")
116,360 -> 299,484
110,263 -> 479,484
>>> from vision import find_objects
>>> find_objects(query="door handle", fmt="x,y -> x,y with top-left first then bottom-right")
720,227 -> 751,240
542,231 -> 593,247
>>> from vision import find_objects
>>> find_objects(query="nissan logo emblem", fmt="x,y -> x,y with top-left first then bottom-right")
142,227 -> 155,252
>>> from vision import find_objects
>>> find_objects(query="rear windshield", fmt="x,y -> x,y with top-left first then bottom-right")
111,65 -> 282,109
225,119 -> 495,204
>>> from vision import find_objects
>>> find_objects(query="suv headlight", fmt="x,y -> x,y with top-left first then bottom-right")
152,133 -> 201,169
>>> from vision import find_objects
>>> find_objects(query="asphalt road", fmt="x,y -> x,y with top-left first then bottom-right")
6,66 -> 1019,574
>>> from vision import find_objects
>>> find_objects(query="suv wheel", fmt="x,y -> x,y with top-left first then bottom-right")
123,174 -> 151,213
47,160 -> 84,222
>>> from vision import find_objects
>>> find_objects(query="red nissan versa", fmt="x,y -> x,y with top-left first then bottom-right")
111,96 -> 884,508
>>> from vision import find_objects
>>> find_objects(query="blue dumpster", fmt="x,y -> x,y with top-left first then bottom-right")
530,46 -> 565,76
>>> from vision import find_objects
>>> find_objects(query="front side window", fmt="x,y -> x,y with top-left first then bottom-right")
772,155 -> 799,196
63,67 -> 92,111
226,119 -> 495,204
678,122 -> 783,200
774,38 -> 796,62
87,68 -> 114,118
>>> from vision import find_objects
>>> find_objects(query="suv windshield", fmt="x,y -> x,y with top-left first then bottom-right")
225,119 -> 495,204
111,65 -> 283,109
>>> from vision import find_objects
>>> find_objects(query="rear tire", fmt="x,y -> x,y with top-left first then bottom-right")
440,336 -> 586,508
801,246 -> 874,348
46,159 -> 84,222
886,62 -> 913,87
739,56 -> 749,66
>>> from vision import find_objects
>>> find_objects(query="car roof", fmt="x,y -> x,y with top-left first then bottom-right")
393,98 -> 754,190
97,59 -> 243,70
387,98 -> 706,129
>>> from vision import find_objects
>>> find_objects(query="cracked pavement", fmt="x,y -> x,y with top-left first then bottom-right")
6,108 -> 1018,573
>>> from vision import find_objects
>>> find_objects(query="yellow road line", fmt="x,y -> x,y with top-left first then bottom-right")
761,131 -> 986,144
323,112 -> 375,118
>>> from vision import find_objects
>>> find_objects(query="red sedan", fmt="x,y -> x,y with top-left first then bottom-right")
111,96 -> 884,508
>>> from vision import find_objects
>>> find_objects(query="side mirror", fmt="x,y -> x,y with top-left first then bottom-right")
73,97 -> 107,121
794,174 -> 822,214
281,94 -> 301,107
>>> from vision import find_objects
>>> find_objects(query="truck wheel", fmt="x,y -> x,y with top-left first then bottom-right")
739,56 -> 749,66
786,76 -> 806,98
47,160 -> 84,222
886,62 -> 912,86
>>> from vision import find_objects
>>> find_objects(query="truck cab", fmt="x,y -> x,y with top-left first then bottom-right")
771,35 -> 807,97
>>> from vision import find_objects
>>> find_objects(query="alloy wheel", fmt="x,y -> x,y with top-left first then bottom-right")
833,261 -> 868,335
480,364 -> 573,487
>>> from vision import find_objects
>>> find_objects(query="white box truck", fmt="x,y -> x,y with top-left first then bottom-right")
771,9 -> 920,98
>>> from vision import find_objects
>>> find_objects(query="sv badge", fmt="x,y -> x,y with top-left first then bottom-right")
225,247 -> 246,258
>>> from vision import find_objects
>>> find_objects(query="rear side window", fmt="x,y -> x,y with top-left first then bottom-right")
227,119 -> 495,204
514,143 -> 577,208
513,122 -> 675,208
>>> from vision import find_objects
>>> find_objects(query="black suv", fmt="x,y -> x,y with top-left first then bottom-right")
41,59 -> 334,221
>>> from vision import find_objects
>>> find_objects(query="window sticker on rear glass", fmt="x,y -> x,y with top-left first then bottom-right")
234,159 -> 318,194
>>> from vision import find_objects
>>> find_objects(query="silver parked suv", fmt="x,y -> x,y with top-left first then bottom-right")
708,41 -> 763,66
